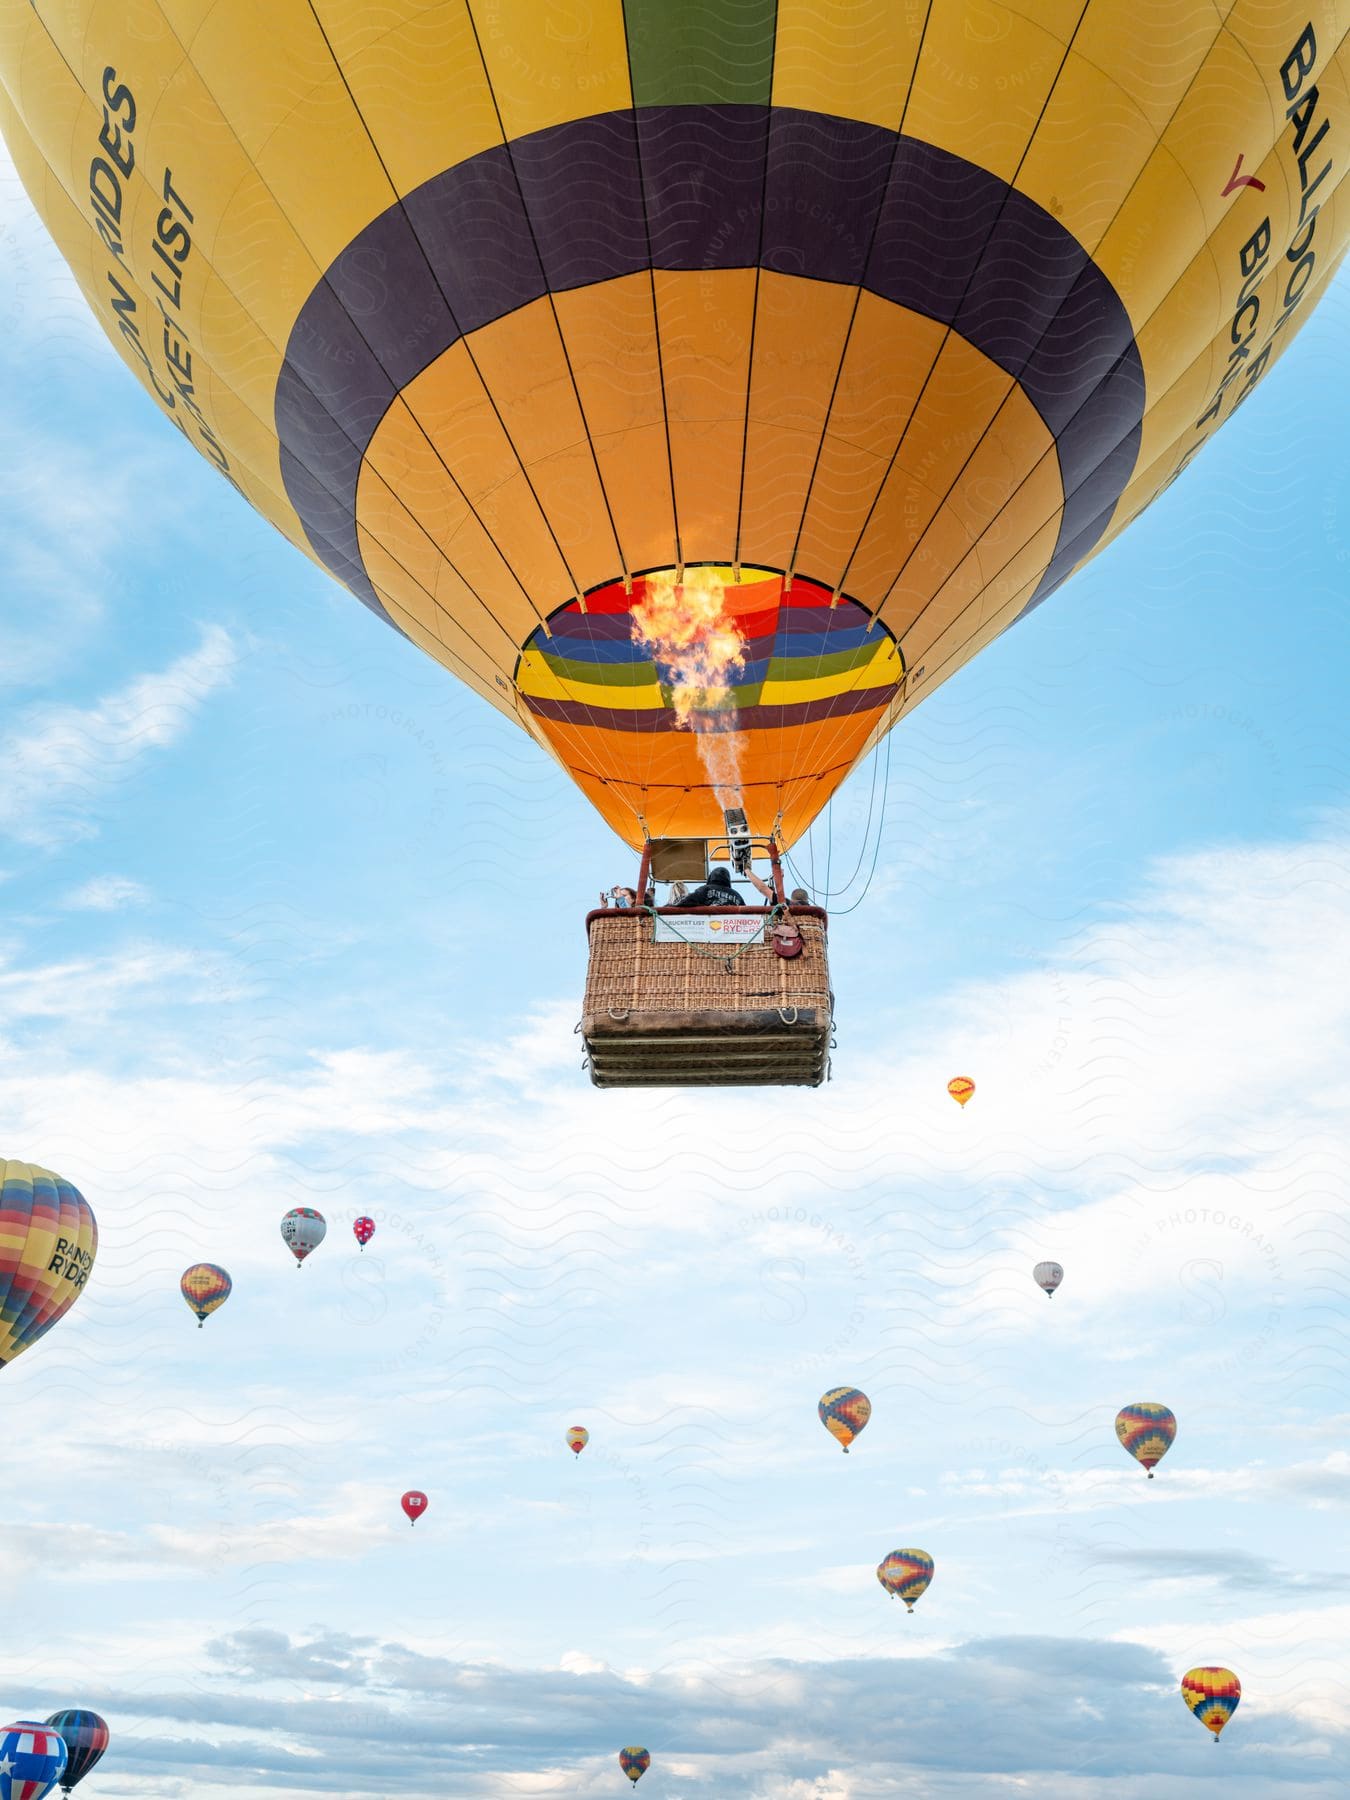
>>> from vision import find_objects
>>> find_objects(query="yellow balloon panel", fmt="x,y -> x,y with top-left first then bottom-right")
3,0 -> 1347,851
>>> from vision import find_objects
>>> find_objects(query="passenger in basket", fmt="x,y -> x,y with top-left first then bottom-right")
789,887 -> 811,905
675,865 -> 745,908
610,886 -> 637,908
744,868 -> 777,902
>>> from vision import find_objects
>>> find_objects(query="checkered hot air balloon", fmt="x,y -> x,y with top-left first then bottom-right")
877,1548 -> 935,1613
353,1216 -> 375,1250
41,1713 -> 107,1794
1181,1666 -> 1241,1741
818,1387 -> 871,1453
0,1160 -> 97,1371
1115,1403 -> 1177,1478
618,1747 -> 650,1784
180,1263 -> 232,1328
281,1207 -> 327,1266
566,1427 -> 589,1457
0,1722 -> 67,1800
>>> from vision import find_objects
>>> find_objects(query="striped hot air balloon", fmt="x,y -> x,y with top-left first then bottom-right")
566,1427 -> 589,1457
180,1264 -> 232,1328
818,1387 -> 871,1453
43,1711 -> 109,1793
0,1160 -> 97,1371
1115,1403 -> 1177,1478
1181,1666 -> 1241,1742
877,1548 -> 935,1613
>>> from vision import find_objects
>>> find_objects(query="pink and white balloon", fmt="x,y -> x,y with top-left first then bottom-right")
281,1207 -> 327,1266
1033,1261 -> 1064,1298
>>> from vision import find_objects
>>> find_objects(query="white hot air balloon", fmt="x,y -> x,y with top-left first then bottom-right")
1033,1261 -> 1064,1298
281,1208 -> 327,1266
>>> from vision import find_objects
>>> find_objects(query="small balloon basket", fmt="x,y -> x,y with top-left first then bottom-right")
580,906 -> 833,1087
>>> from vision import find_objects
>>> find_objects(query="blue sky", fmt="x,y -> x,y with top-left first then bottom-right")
2,139 -> 1350,1800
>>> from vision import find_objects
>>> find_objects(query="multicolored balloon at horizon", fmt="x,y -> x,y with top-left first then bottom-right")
401,1490 -> 428,1526
281,1207 -> 327,1265
1033,1261 -> 1064,1297
4,6 -> 1345,852
618,1747 -> 650,1785
877,1549 -> 935,1613
0,1160 -> 98,1370
1181,1666 -> 1241,1741
180,1263 -> 232,1328
1115,1403 -> 1177,1477
353,1216 -> 375,1251
818,1387 -> 871,1453
947,1077 -> 975,1109
43,1711 -> 108,1793
566,1427 -> 589,1457
0,1722 -> 67,1800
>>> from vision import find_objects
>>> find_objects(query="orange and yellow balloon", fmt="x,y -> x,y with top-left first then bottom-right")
0,1159 -> 97,1368
566,1427 -> 589,1457
3,6 -> 1344,853
947,1077 -> 975,1109
1115,1403 -> 1176,1478
819,1387 -> 871,1453
181,1263 -> 232,1328
1181,1667 -> 1241,1741
877,1549 -> 934,1613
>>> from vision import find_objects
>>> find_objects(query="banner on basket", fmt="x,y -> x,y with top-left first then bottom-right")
653,913 -> 766,944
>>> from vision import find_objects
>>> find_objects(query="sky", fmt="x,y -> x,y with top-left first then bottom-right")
2,124 -> 1350,1800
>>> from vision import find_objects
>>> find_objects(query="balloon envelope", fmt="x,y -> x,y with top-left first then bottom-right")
281,1207 -> 327,1263
566,1427 -> 589,1456
1181,1667 -> 1241,1740
1115,1403 -> 1177,1476
180,1263 -> 232,1326
1033,1261 -> 1064,1296
43,1711 -> 108,1792
0,1723 -> 66,1799
3,7 -> 1343,851
353,1217 -> 375,1249
877,1549 -> 935,1611
619,1747 -> 650,1784
947,1077 -> 975,1108
401,1490 -> 428,1525
0,1159 -> 97,1369
818,1387 -> 871,1453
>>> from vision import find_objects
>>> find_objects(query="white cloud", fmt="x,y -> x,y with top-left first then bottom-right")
0,625 -> 237,846
61,874 -> 152,911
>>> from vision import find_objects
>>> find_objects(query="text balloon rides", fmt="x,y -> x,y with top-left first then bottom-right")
0,1160 -> 97,1369
1181,1667 -> 1241,1741
1115,1403 -> 1177,1478
818,1387 -> 871,1453
566,1427 -> 589,1457
3,9 -> 1344,853
181,1264 -> 232,1328
1033,1261 -> 1064,1297
619,1748 -> 650,1785
877,1549 -> 935,1613
353,1217 -> 375,1250
43,1712 -> 108,1793
0,1724 -> 66,1799
401,1490 -> 428,1526
281,1208 -> 326,1265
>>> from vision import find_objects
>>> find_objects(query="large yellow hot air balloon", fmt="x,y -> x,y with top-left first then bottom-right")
2,6 -> 1344,851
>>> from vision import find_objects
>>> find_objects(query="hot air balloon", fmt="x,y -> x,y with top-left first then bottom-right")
619,1748 -> 650,1785
0,1160 -> 98,1370
818,1387 -> 871,1453
281,1208 -> 326,1266
1033,1261 -> 1063,1297
947,1078 -> 975,1109
401,1490 -> 428,1526
566,1427 -> 589,1457
353,1217 -> 375,1251
1181,1666 -> 1241,1742
43,1712 -> 108,1793
6,7 -> 1343,1085
0,1723 -> 66,1799
877,1549 -> 935,1613
1115,1403 -> 1177,1478
180,1263 -> 232,1328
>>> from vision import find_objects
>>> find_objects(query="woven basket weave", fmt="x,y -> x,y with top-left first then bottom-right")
583,910 -> 831,1019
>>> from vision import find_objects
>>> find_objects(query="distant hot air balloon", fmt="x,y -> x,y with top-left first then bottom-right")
1181,1666 -> 1241,1741
353,1217 -> 375,1250
1115,1403 -> 1177,1478
401,1490 -> 428,1526
619,1748 -> 650,1785
877,1549 -> 935,1613
4,8 -> 1344,863
1033,1261 -> 1064,1297
180,1263 -> 231,1328
0,1723 -> 67,1799
566,1427 -> 589,1457
43,1712 -> 108,1793
281,1207 -> 327,1266
948,1078 -> 975,1109
818,1387 -> 871,1453
0,1159 -> 97,1370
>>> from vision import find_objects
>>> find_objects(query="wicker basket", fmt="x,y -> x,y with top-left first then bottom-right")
580,908 -> 832,1087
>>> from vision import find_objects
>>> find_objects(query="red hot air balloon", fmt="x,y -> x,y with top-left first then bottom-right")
401,1490 -> 428,1525
353,1216 -> 375,1250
